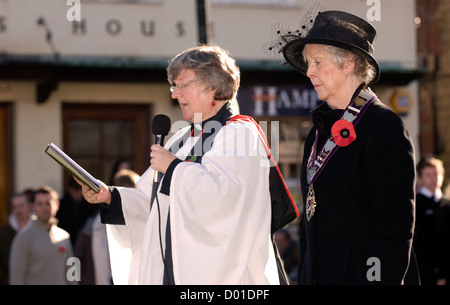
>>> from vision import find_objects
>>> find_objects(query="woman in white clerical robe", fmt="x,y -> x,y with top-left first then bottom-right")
76,45 -> 298,285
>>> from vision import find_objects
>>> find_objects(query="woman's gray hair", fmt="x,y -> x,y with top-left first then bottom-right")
304,44 -> 377,85
167,45 -> 241,101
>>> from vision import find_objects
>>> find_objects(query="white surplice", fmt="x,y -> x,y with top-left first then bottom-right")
106,120 -> 280,284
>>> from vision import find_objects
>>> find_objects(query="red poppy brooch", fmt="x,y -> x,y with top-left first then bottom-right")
331,119 -> 356,147
58,246 -> 66,254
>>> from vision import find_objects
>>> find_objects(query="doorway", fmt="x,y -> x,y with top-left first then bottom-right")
0,103 -> 12,226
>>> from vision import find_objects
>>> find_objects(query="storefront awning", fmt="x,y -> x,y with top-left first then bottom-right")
0,54 -> 427,86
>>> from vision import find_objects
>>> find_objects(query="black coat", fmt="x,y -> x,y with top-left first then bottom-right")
298,93 -> 416,285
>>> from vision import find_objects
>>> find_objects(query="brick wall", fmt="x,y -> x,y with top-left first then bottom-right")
418,0 -> 450,190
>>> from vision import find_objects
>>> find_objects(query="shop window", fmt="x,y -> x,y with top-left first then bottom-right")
62,103 -> 151,189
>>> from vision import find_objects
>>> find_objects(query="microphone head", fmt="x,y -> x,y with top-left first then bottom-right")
152,114 -> 171,136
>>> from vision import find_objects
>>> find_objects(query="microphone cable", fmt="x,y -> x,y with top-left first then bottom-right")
151,178 -> 171,284
155,192 -> 171,284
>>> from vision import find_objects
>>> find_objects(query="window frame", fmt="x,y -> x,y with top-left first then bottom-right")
62,102 -> 151,190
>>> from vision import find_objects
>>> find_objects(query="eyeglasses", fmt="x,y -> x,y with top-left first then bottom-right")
170,79 -> 198,93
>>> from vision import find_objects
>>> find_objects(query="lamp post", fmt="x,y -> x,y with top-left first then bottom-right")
196,0 -> 212,45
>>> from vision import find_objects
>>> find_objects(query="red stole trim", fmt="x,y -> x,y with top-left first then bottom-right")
227,115 -> 299,218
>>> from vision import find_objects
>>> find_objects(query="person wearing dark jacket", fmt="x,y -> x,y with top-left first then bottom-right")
414,155 -> 450,285
265,8 -> 416,284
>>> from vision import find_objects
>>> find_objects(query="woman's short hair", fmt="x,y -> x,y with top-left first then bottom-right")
303,44 -> 377,85
167,45 -> 241,101
113,169 -> 140,188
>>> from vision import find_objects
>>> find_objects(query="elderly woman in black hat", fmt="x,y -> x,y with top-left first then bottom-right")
266,9 -> 417,284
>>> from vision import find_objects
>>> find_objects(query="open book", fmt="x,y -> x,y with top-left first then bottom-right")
45,143 -> 101,193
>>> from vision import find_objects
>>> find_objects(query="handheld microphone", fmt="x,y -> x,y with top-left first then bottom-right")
152,114 -> 171,183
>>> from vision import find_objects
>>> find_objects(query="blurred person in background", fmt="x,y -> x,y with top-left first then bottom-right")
57,177 -> 97,245
275,228 -> 300,284
113,169 -> 140,188
414,155 -> 450,285
0,192 -> 32,284
439,182 -> 450,285
9,186 -> 75,285
109,159 -> 132,185
92,168 -> 141,285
